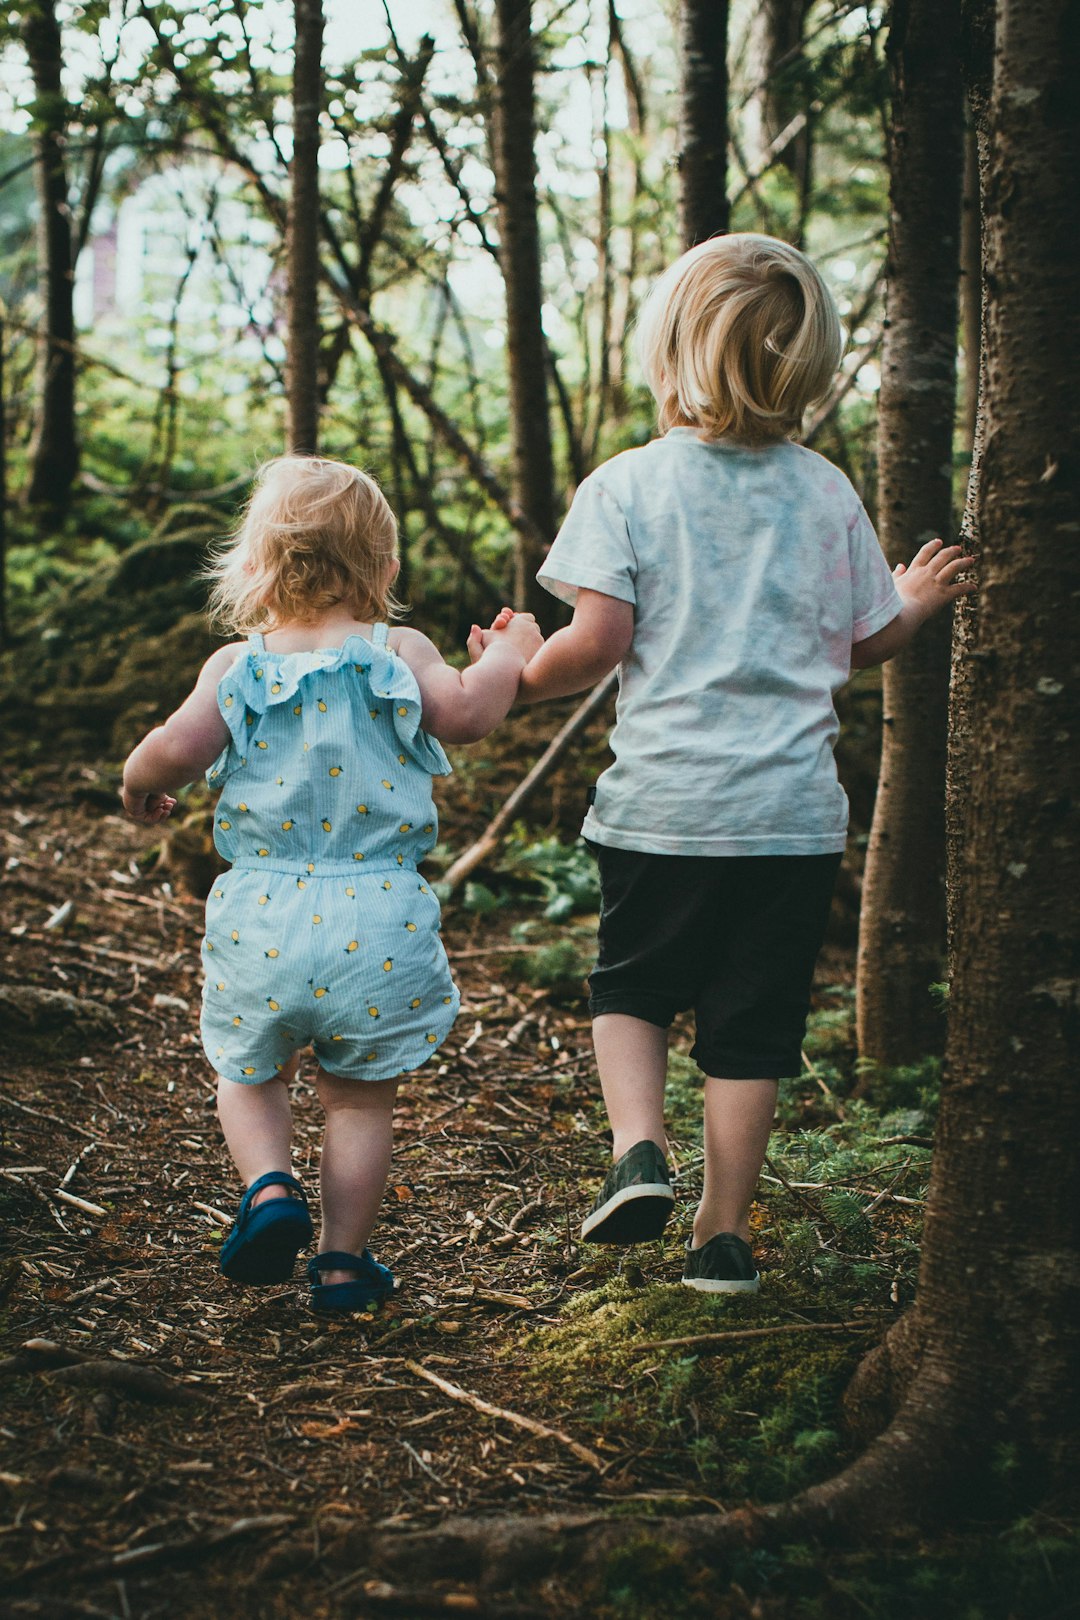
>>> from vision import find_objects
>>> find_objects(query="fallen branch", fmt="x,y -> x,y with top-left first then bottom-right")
635,1319 -> 877,1353
6,1514 -> 293,1592
441,674 -> 618,894
404,1360 -> 604,1472
0,1091 -> 111,1144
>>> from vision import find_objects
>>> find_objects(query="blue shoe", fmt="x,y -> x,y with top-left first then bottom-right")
307,1250 -> 395,1314
220,1171 -> 313,1285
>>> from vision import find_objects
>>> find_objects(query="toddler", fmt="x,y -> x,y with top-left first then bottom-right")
123,456 -> 540,1311
518,233 -> 973,1291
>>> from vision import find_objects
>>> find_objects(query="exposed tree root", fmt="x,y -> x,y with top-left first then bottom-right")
370,1374 -> 967,1590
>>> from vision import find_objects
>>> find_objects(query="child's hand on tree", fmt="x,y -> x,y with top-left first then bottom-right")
894,538 -> 975,621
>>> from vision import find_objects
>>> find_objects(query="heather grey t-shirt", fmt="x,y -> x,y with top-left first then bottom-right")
537,428 -> 901,857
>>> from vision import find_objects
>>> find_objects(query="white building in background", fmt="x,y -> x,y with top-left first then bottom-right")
73,160 -> 284,376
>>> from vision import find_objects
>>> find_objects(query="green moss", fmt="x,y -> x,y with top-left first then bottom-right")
519,1275 -> 869,1502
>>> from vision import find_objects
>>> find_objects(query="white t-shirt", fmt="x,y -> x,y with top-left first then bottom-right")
537,428 -> 901,857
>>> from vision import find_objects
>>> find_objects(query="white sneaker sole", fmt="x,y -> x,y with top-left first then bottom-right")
682,1272 -> 761,1294
580,1181 -> 675,1242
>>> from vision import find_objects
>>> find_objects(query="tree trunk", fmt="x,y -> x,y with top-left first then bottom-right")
855,0 -> 963,1069
286,0 -> 324,455
945,0 -> 995,960
491,0 -> 558,627
678,0 -> 730,247
21,0 -> 77,509
958,126 -> 981,454
745,0 -> 812,240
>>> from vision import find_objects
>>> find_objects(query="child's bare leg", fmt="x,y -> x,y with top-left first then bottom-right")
693,1077 -> 778,1246
592,1013 -> 669,1160
216,1073 -> 294,1207
315,1071 -> 398,1283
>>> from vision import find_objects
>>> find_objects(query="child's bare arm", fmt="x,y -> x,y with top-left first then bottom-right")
122,644 -> 243,823
394,613 -> 543,743
850,539 -> 974,670
517,589 -> 634,704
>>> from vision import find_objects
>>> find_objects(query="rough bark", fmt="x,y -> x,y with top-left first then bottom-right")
21,0 -> 78,509
946,0 -> 995,955
491,0 -> 558,627
855,0 -> 963,1069
366,0 -> 1080,1584
286,0 -> 324,454
678,0 -> 730,247
959,126 -> 981,454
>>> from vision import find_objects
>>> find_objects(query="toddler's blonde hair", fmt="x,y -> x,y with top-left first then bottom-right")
207,455 -> 402,632
636,233 -> 843,445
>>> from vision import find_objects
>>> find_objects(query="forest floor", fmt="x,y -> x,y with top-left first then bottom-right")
2,721 -> 1077,1620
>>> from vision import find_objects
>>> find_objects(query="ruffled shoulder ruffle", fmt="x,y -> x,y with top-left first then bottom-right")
206,634 -> 451,787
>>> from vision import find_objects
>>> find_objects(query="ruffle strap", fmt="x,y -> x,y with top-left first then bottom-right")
206,633 -> 451,787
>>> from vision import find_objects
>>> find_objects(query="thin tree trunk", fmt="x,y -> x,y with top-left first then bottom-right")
21,0 -> 77,509
744,0 -> 812,240
678,0 -> 730,247
855,0 -> 963,1069
286,0 -> 324,455
491,0 -> 558,626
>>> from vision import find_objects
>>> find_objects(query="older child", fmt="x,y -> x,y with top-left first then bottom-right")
123,456 -> 540,1310
518,233 -> 973,1291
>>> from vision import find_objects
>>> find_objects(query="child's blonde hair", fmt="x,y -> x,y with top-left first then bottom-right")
207,456 -> 402,632
636,233 -> 843,445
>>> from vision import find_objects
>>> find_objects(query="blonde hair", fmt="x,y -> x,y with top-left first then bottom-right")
636,233 -> 843,445
206,456 -> 402,632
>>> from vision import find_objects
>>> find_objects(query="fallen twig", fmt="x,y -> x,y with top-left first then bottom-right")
440,675 -> 617,895
404,1360 -> 604,1472
635,1320 -> 877,1352
0,1092 -> 111,1144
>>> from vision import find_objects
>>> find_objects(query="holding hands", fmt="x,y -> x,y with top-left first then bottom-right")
467,607 -> 544,667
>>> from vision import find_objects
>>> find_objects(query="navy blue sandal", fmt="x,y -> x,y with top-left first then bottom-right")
307,1250 -> 395,1314
220,1171 -> 313,1285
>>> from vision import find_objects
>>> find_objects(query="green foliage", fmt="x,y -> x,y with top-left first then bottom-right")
501,831 -> 601,921
519,935 -> 592,995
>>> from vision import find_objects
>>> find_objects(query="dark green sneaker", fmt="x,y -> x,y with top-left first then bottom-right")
580,1139 -> 675,1244
682,1232 -> 760,1294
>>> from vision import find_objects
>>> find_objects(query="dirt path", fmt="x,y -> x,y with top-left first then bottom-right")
1,767 -> 897,1619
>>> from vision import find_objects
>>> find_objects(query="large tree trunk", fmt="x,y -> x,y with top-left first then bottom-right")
855,0 -> 964,1069
21,0 -> 77,509
365,0 -> 1080,1586
491,0 -> 558,627
286,0 -> 324,455
678,0 -> 729,247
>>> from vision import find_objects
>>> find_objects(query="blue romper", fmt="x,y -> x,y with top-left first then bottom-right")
199,625 -> 460,1083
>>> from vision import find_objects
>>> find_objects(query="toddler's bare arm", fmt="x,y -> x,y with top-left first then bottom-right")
851,539 -> 974,670
394,614 -> 543,743
122,644 -> 241,822
517,589 -> 634,704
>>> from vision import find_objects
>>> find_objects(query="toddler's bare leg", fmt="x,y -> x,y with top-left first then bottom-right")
315,1071 -> 399,1283
592,1013 -> 669,1160
216,1074 -> 294,1206
693,1077 -> 778,1246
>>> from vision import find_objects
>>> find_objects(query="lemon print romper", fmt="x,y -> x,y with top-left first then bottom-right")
200,626 -> 460,1083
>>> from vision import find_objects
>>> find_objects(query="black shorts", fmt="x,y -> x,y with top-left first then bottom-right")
586,844 -> 843,1079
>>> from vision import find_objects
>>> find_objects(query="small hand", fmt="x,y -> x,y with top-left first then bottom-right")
491,609 -> 544,663
467,605 -> 515,664
122,788 -> 177,825
894,539 -> 976,619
